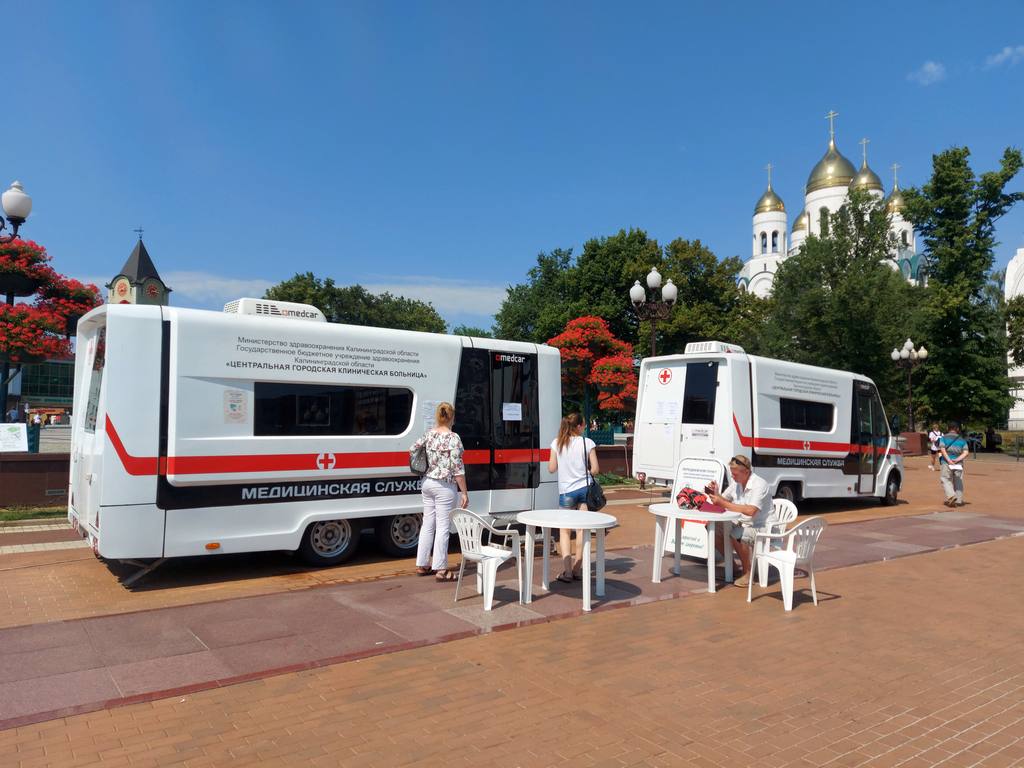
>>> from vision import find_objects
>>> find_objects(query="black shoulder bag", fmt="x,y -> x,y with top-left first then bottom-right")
582,437 -> 607,511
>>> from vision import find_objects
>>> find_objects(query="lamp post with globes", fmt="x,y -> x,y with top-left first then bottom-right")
890,338 -> 929,433
629,267 -> 677,358
0,181 -> 34,420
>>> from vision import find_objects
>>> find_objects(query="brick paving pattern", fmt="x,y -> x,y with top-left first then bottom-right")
0,454 -> 1021,766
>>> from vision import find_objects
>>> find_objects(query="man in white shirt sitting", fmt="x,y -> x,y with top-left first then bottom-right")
706,454 -> 774,588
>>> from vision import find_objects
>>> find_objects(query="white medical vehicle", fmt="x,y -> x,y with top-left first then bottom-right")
632,341 -> 903,505
69,300 -> 561,572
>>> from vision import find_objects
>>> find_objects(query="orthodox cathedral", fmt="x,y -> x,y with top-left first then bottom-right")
738,112 -> 923,298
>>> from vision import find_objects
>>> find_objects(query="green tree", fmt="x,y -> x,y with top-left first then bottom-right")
450,324 -> 493,338
493,248 -> 575,343
903,147 -> 1023,425
652,239 -> 760,356
265,273 -> 447,333
763,189 -> 925,412
1007,294 -> 1024,366
494,231 -> 751,355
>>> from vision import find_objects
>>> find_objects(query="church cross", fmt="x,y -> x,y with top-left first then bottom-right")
825,110 -> 839,140
891,162 -> 901,188
859,137 -> 870,164
765,162 -> 773,187
133,226 -> 144,240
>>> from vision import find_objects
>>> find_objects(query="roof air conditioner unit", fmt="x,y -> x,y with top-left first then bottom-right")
223,298 -> 326,323
684,341 -> 745,355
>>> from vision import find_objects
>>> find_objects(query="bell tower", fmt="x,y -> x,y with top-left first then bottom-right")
106,234 -> 171,306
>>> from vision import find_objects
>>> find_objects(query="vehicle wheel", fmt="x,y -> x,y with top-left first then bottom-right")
774,483 -> 799,504
375,513 -> 422,557
882,472 -> 900,506
298,519 -> 361,566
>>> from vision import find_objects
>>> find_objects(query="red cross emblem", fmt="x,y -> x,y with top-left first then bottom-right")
803,441 -> 811,451
316,453 -> 336,470
658,368 -> 672,385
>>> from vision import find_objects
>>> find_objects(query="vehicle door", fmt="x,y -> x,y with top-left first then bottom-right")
453,347 -> 540,513
680,360 -> 720,458
853,381 -> 876,494
71,324 -> 107,531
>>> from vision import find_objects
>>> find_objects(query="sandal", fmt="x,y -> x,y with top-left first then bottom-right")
571,562 -> 583,580
435,569 -> 457,582
416,566 -> 434,576
556,573 -> 574,584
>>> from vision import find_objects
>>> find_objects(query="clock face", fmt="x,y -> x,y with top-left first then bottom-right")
146,284 -> 159,298
116,281 -> 129,297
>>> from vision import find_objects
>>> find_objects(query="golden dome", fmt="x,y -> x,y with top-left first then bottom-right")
887,186 -> 905,214
806,139 -> 857,193
850,160 -> 884,192
754,185 -> 785,214
791,208 -> 808,232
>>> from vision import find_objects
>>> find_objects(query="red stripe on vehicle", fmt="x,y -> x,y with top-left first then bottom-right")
106,418 -> 548,476
732,414 -> 852,452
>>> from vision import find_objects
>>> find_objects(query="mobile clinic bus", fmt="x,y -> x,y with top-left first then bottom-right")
69,299 -> 560,573
632,341 -> 903,505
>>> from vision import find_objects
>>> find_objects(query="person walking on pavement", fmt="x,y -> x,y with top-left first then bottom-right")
928,424 -> 943,471
547,413 -> 600,583
938,422 -> 968,507
409,402 -> 468,582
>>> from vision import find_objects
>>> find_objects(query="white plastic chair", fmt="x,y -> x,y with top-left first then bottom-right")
754,498 -> 799,588
748,517 -> 827,611
452,510 -> 523,611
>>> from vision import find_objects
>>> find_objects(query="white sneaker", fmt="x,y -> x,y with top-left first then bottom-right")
928,466 -> 935,471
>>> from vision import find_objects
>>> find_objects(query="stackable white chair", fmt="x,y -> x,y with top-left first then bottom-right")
748,517 -> 827,611
754,498 -> 800,588
452,510 -> 523,611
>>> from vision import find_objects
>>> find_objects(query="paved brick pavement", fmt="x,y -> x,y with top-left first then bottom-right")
1,532 -> 1021,766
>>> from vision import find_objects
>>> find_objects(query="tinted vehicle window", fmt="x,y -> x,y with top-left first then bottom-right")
254,383 -> 413,436
682,361 -> 718,425
780,398 -> 834,432
83,328 -> 106,434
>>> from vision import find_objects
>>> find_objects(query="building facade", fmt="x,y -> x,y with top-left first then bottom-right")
1006,247 -> 1024,430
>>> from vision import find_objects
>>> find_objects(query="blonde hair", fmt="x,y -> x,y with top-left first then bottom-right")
435,401 -> 455,427
556,413 -> 583,453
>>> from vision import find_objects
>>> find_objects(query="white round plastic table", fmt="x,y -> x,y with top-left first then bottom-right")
516,509 -> 618,612
648,503 -> 743,593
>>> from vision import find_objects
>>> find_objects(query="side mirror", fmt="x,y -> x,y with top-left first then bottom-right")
889,414 -> 901,433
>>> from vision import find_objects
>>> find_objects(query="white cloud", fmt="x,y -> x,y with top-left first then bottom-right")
984,45 -> 1024,69
907,60 -> 946,86
361,276 -> 508,319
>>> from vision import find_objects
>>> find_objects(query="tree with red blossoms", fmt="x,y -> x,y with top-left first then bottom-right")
547,316 -> 637,423
0,238 -> 102,415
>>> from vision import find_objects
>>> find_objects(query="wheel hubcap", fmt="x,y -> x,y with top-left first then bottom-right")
310,520 -> 353,557
388,514 -> 421,550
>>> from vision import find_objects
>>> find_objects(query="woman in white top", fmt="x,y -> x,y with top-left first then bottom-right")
409,402 -> 468,582
547,413 -> 600,583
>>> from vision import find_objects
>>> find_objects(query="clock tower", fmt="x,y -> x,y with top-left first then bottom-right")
106,237 -> 171,306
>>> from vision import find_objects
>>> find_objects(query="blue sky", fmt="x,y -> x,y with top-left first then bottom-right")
7,1 -> 1024,329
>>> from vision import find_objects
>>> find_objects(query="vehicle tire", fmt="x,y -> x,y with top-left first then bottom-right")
882,472 -> 900,506
375,513 -> 422,557
298,518 -> 361,566
774,482 -> 799,504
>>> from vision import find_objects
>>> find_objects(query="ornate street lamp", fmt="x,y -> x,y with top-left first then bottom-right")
1,180 -> 34,418
0,181 -> 32,244
629,267 -> 677,358
890,338 -> 929,432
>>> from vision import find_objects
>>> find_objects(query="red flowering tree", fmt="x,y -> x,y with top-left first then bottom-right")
547,316 -> 638,421
0,238 -> 103,414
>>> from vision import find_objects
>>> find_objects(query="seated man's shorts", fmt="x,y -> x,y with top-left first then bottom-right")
730,524 -> 757,545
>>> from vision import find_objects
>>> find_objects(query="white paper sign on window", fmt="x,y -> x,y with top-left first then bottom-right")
422,400 -> 442,431
0,424 -> 28,452
502,402 -> 522,421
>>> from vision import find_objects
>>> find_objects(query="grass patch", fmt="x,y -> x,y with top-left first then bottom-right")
595,473 -> 637,486
0,506 -> 66,523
